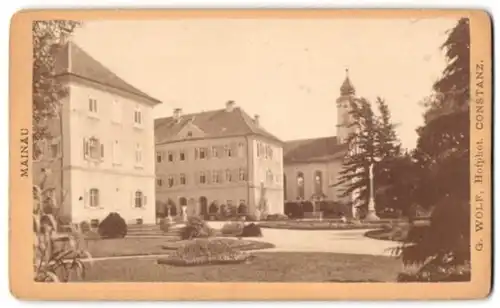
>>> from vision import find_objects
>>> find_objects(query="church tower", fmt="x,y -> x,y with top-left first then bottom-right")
336,69 -> 356,144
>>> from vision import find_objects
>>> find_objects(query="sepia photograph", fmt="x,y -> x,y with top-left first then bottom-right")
9,9 -> 492,300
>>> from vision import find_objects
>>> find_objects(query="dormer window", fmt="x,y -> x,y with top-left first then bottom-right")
187,131 -> 193,137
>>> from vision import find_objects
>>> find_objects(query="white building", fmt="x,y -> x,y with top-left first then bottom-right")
33,42 -> 161,225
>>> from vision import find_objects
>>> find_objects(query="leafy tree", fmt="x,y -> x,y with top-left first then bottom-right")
33,20 -> 80,157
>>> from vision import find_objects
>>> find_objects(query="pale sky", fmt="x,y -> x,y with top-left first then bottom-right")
72,18 -> 458,150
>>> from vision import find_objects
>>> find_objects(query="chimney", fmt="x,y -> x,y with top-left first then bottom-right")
173,108 -> 182,121
225,100 -> 235,112
253,114 -> 260,126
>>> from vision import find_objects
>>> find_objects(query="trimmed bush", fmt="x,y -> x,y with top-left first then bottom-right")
209,202 -> 219,215
157,238 -> 253,266
180,216 -> 214,240
97,212 -> 127,239
266,213 -> 289,221
241,223 -> 263,237
238,203 -> 247,214
220,222 -> 244,236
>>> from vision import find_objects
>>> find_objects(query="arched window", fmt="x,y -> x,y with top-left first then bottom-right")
283,174 -> 287,200
297,172 -> 305,199
135,191 -> 144,208
314,170 -> 323,195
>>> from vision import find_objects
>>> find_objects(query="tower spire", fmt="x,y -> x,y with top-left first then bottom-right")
340,68 -> 355,96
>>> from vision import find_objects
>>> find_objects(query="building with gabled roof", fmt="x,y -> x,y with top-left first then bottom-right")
34,41 -> 161,225
283,70 -> 356,207
155,100 -> 284,219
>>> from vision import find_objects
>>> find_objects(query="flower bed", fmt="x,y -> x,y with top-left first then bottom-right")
157,238 -> 272,267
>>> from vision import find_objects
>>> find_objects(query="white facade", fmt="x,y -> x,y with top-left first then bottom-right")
34,78 -> 158,225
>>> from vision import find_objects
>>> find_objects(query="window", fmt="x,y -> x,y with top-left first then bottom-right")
283,174 -> 287,200
180,173 -> 186,185
297,172 -> 305,199
314,171 -> 323,195
88,98 -> 97,113
238,143 -> 245,157
134,108 -> 142,125
113,140 -> 121,164
239,168 -> 247,181
168,151 -> 174,162
212,146 -> 219,158
156,151 -> 163,163
179,151 -> 186,161
199,148 -> 207,159
212,171 -> 220,183
225,169 -> 232,182
89,188 -> 99,207
135,143 -> 142,164
187,131 -> 193,137
84,137 -> 103,160
224,145 -> 232,157
156,178 -> 163,187
112,100 -> 121,123
199,172 -> 206,184
134,191 -> 144,208
167,176 -> 174,188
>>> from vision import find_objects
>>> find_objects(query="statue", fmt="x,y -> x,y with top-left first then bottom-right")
181,205 -> 187,222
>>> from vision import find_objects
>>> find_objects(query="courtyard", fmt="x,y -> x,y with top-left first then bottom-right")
80,226 -> 402,282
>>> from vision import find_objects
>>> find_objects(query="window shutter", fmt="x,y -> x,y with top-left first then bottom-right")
131,192 -> 134,208
206,171 -> 211,184
100,144 -> 104,159
83,190 -> 89,207
143,195 -> 147,206
194,148 -> 199,160
83,138 -> 88,159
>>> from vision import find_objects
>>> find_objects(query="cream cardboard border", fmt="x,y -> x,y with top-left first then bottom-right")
9,9 -> 492,300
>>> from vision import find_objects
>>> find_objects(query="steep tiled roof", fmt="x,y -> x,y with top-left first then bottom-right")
284,136 -> 348,163
155,107 -> 282,144
55,41 -> 162,105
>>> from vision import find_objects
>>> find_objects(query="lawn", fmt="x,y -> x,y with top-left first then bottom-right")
82,252 -> 401,282
258,220 -> 391,230
85,237 -> 274,258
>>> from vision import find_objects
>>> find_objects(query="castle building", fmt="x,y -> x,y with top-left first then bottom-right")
283,70 -> 357,207
33,42 -> 161,225
154,101 -> 284,218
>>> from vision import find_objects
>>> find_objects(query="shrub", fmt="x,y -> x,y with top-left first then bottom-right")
227,204 -> 238,218
79,221 -> 91,233
266,213 -> 288,221
241,223 -> 263,237
209,202 -> 219,214
180,216 -> 214,240
157,238 -> 253,266
246,214 -> 257,222
238,203 -> 247,214
33,181 -> 91,282
220,222 -> 244,236
97,212 -> 127,239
